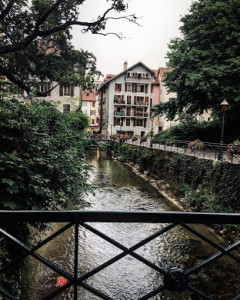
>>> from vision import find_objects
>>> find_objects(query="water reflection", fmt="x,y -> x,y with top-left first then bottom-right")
21,150 -> 240,300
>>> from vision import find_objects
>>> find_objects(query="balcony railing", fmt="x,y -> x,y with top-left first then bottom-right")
114,101 -> 126,105
125,78 -> 150,83
0,210 -> 240,300
114,111 -> 125,116
134,112 -> 149,118
133,101 -> 149,106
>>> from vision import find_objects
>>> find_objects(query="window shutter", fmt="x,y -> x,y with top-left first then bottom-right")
59,85 -> 63,96
71,87 -> 74,97
48,83 -> 51,96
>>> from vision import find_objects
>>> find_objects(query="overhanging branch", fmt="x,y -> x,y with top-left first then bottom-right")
0,1 -> 138,55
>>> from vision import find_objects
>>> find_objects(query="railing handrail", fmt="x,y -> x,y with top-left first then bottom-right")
151,138 -> 230,147
0,210 -> 240,224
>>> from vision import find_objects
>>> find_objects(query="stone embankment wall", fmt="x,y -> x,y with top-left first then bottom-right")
109,142 -> 240,213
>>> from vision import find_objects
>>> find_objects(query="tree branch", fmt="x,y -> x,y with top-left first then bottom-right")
36,82 -> 60,97
0,0 -> 15,21
0,62 -> 31,94
0,1 -> 138,55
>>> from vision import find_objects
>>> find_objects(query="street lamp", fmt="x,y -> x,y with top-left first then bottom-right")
218,100 -> 229,160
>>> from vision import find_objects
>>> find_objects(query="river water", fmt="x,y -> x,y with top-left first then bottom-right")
21,150 -> 240,300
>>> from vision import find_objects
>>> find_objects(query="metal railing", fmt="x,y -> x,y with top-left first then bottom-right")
0,210 -> 240,300
124,138 -> 240,164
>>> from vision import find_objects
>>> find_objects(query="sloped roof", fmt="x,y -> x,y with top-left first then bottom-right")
99,61 -> 156,90
81,90 -> 96,101
151,69 -> 160,85
159,67 -> 173,79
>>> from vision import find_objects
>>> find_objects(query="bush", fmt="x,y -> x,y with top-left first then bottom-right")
0,98 -> 92,295
155,120 -> 221,143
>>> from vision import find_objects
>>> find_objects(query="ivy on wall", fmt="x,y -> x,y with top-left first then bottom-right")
110,142 -> 240,213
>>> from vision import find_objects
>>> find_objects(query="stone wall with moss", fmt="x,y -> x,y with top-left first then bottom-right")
110,142 -> 240,213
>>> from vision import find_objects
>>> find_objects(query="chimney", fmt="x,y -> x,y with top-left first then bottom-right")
123,61 -> 128,71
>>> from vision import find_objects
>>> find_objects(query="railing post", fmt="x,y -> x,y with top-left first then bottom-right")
74,221 -> 79,300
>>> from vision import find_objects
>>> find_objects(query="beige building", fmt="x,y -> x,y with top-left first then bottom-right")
158,68 -> 212,131
37,83 -> 80,113
81,87 -> 100,132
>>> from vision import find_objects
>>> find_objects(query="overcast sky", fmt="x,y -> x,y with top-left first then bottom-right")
71,0 -> 193,76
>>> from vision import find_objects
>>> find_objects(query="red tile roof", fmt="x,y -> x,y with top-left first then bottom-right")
159,67 -> 173,79
151,69 -> 160,85
81,90 -> 96,101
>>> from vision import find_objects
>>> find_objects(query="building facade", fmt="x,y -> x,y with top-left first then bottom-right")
37,83 -> 80,113
81,86 -> 100,133
99,62 -> 160,137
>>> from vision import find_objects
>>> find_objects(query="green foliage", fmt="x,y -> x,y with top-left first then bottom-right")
155,0 -> 240,129
0,0 -> 135,95
0,96 -> 92,295
110,142 -> 240,213
0,98 -> 91,210
155,120 -> 224,143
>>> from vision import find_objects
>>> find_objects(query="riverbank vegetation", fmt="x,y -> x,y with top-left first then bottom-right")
154,120 -> 240,145
110,142 -> 240,214
0,97 -> 92,295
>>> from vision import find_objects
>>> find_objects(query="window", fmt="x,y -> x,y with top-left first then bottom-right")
82,101 -> 87,107
127,95 -> 131,105
126,119 -> 130,126
39,83 -> 51,96
137,84 -> 145,93
126,83 -> 132,92
59,86 -> 74,97
92,102 -> 95,107
90,110 -> 96,116
115,83 -> 122,92
63,104 -> 70,113
91,119 -> 95,124
136,119 -> 143,126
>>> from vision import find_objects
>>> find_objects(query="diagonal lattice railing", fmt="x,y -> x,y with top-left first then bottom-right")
0,211 -> 240,300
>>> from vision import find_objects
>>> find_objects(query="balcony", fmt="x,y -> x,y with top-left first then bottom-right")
114,95 -> 125,106
114,111 -> 125,116
0,210 -> 240,300
125,77 -> 150,83
133,101 -> 149,107
134,112 -> 149,118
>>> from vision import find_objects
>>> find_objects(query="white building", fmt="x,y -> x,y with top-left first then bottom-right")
98,61 -> 159,137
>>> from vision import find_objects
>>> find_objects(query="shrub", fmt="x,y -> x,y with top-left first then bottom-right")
188,139 -> 204,150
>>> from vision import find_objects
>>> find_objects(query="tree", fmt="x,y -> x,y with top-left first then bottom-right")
0,0 -> 137,95
0,97 -> 92,210
155,0 -> 240,122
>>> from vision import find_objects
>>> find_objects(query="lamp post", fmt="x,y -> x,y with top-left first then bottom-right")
110,123 -> 112,136
218,100 -> 229,160
150,117 -> 154,148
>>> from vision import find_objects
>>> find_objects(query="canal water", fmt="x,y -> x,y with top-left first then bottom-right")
21,150 -> 240,299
